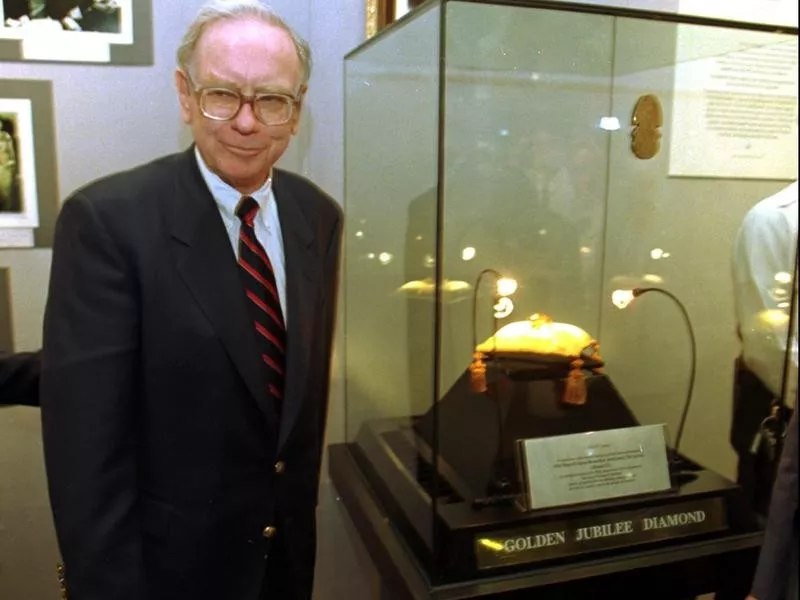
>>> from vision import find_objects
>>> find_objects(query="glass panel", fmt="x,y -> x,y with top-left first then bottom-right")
343,1 -> 441,572
602,18 -> 798,478
441,0 -> 615,386
435,0 -> 615,510
342,0 -> 797,585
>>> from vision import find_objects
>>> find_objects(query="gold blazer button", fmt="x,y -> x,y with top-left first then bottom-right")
263,526 -> 277,539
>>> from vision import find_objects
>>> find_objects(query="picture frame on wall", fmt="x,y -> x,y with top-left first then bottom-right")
0,0 -> 152,64
0,98 -> 38,248
366,0 -> 426,38
0,79 -> 58,249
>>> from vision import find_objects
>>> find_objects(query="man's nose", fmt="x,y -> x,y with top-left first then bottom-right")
233,100 -> 258,132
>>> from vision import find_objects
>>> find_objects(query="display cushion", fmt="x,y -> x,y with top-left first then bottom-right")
486,352 -> 604,381
475,316 -> 604,371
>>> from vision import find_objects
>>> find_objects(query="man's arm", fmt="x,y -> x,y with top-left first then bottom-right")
41,192 -> 144,599
748,410 -> 798,600
0,350 -> 41,406
315,209 -> 343,487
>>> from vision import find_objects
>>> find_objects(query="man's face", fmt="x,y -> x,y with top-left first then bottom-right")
176,18 -> 305,194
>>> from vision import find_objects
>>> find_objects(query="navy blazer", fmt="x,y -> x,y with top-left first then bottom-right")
40,148 -> 342,600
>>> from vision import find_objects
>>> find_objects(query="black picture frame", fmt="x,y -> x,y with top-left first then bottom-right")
0,0 -> 152,65
367,0 -> 427,38
0,79 -> 58,248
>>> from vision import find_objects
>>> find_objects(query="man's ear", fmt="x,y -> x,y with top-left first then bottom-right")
175,70 -> 193,124
290,84 -> 308,135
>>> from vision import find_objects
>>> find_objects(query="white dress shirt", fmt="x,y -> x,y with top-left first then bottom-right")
733,181 -> 798,405
194,147 -> 288,323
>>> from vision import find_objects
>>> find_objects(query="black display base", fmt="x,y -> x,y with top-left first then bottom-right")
330,442 -> 761,600
351,415 -> 757,585
413,370 -> 639,505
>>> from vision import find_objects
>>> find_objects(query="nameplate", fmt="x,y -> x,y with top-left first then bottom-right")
474,497 -> 726,570
517,424 -> 672,510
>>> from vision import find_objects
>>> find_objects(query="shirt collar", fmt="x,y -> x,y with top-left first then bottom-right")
194,146 -> 273,222
775,181 -> 798,209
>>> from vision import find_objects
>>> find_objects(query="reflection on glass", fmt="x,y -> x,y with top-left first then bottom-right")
611,289 -> 636,310
492,296 -> 514,319
599,116 -> 621,131
496,277 -> 518,297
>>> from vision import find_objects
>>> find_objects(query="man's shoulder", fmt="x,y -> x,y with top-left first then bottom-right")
748,182 -> 798,218
740,182 -> 798,235
71,151 -> 190,207
274,168 -> 342,222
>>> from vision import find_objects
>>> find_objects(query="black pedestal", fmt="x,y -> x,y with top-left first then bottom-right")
330,443 -> 761,600
413,370 -> 638,504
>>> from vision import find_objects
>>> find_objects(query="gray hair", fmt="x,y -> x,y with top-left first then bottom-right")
177,0 -> 312,86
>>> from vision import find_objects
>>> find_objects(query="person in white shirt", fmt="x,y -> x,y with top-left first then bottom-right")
730,181 -> 798,517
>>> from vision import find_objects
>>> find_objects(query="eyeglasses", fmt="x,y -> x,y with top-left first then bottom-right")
185,74 -> 299,126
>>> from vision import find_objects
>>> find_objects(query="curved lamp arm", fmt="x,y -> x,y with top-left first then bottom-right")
472,269 -> 503,352
631,287 -> 697,456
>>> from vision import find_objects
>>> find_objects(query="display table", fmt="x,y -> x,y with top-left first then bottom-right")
329,443 -> 762,600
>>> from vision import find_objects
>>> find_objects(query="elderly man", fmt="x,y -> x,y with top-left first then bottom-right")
40,2 -> 342,599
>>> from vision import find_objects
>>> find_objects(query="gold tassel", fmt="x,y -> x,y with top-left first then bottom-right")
562,359 -> 587,405
589,340 -> 604,374
469,351 -> 487,393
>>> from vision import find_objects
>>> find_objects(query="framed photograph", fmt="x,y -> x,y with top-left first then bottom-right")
0,0 -> 152,64
0,79 -> 57,249
366,0 -> 426,38
0,98 -> 38,247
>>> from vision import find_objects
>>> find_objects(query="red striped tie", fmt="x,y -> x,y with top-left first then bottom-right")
236,196 -> 286,406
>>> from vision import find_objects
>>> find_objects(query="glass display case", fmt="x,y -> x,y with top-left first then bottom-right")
334,0 -> 798,590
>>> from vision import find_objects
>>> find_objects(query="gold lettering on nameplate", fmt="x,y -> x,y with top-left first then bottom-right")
642,510 -> 706,530
501,531 -> 567,553
474,498 -> 725,570
574,519 -> 634,541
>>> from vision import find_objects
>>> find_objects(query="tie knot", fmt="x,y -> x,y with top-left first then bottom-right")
236,196 -> 259,226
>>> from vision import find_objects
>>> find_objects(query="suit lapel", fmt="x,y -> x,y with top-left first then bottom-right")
165,149 -> 279,433
272,170 -> 321,450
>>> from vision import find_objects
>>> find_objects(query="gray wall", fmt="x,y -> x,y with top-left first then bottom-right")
0,1 -> 373,599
